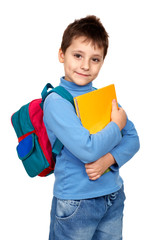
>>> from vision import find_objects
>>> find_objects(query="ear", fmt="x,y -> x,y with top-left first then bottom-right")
58,48 -> 65,63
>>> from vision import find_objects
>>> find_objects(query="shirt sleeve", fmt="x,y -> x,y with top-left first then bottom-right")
109,116 -> 140,171
43,93 -> 122,164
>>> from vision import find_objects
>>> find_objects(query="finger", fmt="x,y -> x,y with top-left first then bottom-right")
86,169 -> 98,177
89,175 -> 101,181
87,172 -> 98,178
112,99 -> 118,110
118,107 -> 124,112
85,163 -> 94,169
85,168 -> 94,173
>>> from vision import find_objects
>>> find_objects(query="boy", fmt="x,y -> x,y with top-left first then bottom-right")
43,15 -> 140,240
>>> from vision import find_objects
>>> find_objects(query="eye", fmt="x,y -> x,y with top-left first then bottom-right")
92,58 -> 100,63
74,53 -> 82,59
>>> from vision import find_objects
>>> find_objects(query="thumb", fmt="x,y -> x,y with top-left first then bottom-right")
112,99 -> 118,110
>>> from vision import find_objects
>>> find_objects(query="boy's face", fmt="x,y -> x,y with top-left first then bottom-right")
58,36 -> 104,86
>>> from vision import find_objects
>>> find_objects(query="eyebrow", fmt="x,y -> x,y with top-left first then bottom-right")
72,50 -> 103,58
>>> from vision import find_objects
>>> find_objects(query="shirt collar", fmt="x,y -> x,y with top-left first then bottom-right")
59,77 -> 93,92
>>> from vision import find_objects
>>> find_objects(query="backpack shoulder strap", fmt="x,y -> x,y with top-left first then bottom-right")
92,87 -> 97,90
40,83 -> 74,108
40,83 -> 74,157
54,86 -> 74,106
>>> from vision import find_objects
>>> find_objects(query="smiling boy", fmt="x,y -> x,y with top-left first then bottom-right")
44,15 -> 140,240
58,36 -> 104,86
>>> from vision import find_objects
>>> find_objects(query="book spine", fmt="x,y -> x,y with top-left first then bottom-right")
74,98 -> 81,120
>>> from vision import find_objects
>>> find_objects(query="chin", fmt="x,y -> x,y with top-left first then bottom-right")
75,80 -> 91,86
75,77 -> 93,86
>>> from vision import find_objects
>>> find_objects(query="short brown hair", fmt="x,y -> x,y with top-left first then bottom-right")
61,15 -> 109,59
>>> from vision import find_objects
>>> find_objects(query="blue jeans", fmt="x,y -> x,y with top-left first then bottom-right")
49,185 -> 125,240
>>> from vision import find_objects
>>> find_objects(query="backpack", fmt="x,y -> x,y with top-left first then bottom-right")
11,83 -> 74,177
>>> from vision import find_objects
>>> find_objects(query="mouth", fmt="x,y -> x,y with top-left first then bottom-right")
75,72 -> 91,77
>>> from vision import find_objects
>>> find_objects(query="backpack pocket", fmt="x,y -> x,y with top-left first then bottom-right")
16,133 -> 49,177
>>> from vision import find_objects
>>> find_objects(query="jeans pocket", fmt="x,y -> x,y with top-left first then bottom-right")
56,199 -> 81,219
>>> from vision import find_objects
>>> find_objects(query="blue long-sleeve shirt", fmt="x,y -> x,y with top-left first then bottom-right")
43,77 -> 140,199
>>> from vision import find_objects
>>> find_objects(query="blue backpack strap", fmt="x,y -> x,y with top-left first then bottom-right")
50,86 -> 75,156
52,138 -> 63,157
40,84 -> 74,108
54,86 -> 74,107
41,83 -> 74,157
41,83 -> 54,100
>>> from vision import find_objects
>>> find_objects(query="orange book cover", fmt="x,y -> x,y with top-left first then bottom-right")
74,84 -> 117,134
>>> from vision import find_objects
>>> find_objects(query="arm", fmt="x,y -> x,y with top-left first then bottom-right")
43,94 -> 124,164
109,118 -> 140,170
85,115 -> 140,179
85,153 -> 116,180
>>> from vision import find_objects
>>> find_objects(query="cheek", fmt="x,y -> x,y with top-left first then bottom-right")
92,65 -> 102,76
64,62 -> 72,73
65,59 -> 77,71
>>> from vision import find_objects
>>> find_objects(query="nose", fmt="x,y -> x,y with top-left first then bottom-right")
81,59 -> 90,71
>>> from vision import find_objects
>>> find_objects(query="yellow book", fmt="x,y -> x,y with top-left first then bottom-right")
74,84 -> 117,134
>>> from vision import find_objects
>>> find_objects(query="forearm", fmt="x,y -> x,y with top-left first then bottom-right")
85,152 -> 116,180
101,152 -> 116,169
85,117 -> 140,180
110,119 -> 140,171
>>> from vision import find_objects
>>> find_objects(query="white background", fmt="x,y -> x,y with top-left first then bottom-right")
0,0 -> 162,239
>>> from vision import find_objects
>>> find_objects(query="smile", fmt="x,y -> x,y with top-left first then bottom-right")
75,72 -> 90,77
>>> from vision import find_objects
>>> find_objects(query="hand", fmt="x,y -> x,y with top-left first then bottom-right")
111,99 -> 127,131
85,153 -> 116,181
